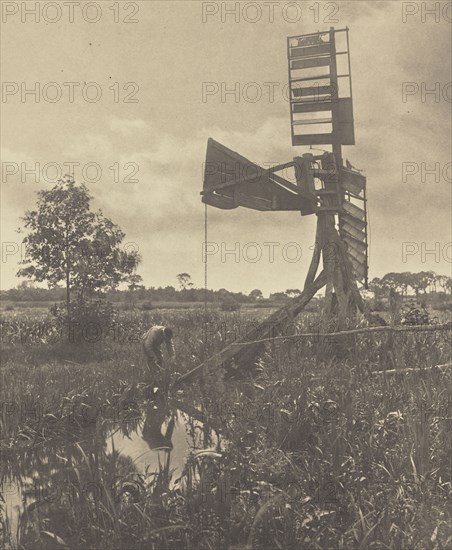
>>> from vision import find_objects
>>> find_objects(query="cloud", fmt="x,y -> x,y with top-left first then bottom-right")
1,1 -> 451,292
62,134 -> 113,159
109,116 -> 148,137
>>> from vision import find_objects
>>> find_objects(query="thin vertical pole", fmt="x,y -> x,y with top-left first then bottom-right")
346,27 -> 354,105
329,27 -> 342,166
287,36 -> 295,145
204,202 -> 208,331
363,183 -> 369,289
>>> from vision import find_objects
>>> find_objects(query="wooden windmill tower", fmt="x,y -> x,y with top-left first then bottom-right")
202,28 -> 368,321
175,27 -> 369,386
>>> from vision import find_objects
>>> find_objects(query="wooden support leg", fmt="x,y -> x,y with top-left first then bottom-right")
304,219 -> 322,289
320,210 -> 364,325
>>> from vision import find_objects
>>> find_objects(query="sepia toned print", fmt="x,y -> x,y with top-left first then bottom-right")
1,2 -> 451,549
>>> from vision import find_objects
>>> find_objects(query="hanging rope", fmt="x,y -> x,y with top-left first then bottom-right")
204,202 -> 208,314
203,202 -> 208,352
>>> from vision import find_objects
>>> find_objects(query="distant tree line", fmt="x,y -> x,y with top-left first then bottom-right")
2,271 -> 450,305
0,280 -> 256,304
369,271 -> 452,299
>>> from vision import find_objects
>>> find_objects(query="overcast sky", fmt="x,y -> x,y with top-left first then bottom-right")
1,0 -> 451,295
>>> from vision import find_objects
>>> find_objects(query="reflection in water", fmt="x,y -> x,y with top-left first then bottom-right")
109,395 -> 199,486
1,395 -> 219,549
142,401 -> 176,450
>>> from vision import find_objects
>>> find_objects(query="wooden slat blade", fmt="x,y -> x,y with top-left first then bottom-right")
343,235 -> 367,255
342,201 -> 366,220
340,214 -> 366,231
289,43 -> 331,58
341,223 -> 365,241
349,257 -> 367,280
292,101 -> 335,113
340,168 -> 366,196
293,133 -> 334,146
291,56 -> 331,70
346,245 -> 367,265
292,85 -> 336,98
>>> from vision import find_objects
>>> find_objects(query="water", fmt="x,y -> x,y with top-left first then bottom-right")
1,398 -> 219,548
108,410 -> 197,483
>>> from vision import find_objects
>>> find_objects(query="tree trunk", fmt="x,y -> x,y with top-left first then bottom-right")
66,269 -> 70,312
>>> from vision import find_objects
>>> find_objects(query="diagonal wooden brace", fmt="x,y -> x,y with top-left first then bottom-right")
173,271 -> 327,388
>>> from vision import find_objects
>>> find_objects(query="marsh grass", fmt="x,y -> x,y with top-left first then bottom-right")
1,308 -> 451,549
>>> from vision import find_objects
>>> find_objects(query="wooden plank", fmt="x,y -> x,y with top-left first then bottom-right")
316,189 -> 339,195
293,133 -> 334,146
203,138 -> 264,193
342,201 -> 366,220
202,193 -> 235,209
290,73 -> 331,83
347,244 -> 366,264
292,101 -> 334,113
338,97 -> 354,121
292,85 -> 335,98
236,193 -> 272,211
291,56 -> 331,70
349,256 -> 367,280
343,235 -> 367,254
292,117 -> 333,125
348,249 -> 366,266
340,214 -> 366,231
340,169 -> 366,195
268,171 -> 300,194
290,43 -> 331,58
204,174 -> 313,214
317,205 -> 341,212
341,223 -> 365,241
351,267 -> 366,282
294,155 -> 318,215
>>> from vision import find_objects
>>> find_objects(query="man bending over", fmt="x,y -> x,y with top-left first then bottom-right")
142,325 -> 175,390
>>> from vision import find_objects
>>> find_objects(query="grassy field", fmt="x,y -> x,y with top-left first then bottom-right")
0,300 -> 279,317
1,306 -> 451,549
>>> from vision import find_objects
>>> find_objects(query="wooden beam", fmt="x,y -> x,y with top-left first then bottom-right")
172,271 -> 327,389
291,57 -> 331,70
304,219 -> 322,289
290,43 -> 331,58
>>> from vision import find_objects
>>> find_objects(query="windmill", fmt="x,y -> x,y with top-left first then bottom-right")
175,27 -> 369,387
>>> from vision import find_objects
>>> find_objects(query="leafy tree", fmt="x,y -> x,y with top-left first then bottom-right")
18,176 -> 141,312
127,273 -> 144,292
369,277 -> 385,297
269,292 -> 289,301
406,272 -> 422,297
381,272 -> 412,296
426,271 -> 438,293
286,288 -> 301,298
437,275 -> 452,294
380,273 -> 401,294
176,273 -> 193,290
249,289 -> 264,301
416,271 -> 435,295
397,272 -> 412,297
369,277 -> 388,308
